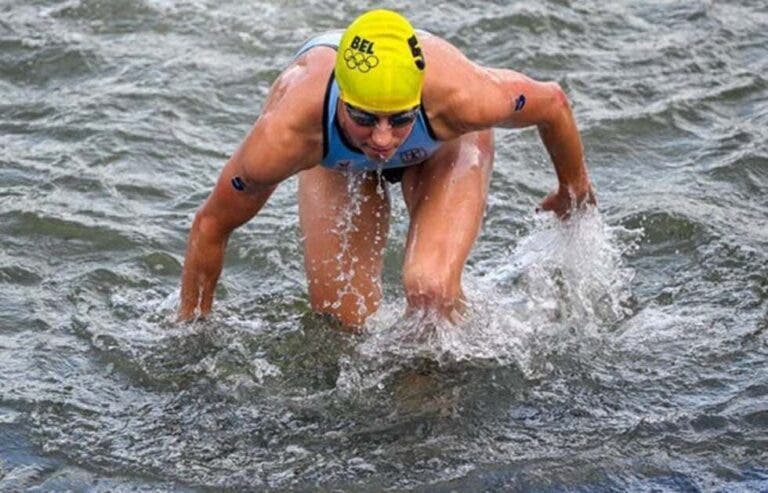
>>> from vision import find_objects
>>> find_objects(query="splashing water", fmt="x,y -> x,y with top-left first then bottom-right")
318,167 -> 390,324
337,207 -> 642,391
321,169 -> 380,321
504,207 -> 639,333
58,204 -> 643,490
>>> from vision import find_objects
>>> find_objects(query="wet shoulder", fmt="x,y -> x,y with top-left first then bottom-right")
419,34 -> 483,139
261,47 -> 335,137
420,34 -> 477,91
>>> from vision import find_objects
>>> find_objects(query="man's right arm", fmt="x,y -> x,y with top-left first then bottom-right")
178,107 -> 325,320
176,46 -> 336,321
177,55 -> 329,321
177,150 -> 279,321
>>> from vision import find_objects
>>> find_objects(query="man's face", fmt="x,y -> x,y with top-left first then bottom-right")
337,101 -> 419,162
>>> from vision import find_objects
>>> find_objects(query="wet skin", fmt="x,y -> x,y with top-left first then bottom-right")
336,101 -> 420,162
300,108 -> 494,327
178,32 -> 595,328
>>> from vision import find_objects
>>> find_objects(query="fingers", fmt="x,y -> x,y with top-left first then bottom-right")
537,185 -> 597,218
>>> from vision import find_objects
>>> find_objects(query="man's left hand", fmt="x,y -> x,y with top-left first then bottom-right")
537,183 -> 596,219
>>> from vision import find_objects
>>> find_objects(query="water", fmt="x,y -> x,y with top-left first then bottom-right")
1,0 -> 767,491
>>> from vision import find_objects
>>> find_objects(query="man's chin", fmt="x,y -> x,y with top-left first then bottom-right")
364,149 -> 395,162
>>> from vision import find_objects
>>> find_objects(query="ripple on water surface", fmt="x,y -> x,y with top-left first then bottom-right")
1,0 -> 768,490
15,210 -> 651,490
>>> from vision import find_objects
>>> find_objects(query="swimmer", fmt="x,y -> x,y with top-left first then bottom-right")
177,9 -> 596,327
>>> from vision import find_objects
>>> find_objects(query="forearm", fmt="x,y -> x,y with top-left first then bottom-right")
536,93 -> 591,193
176,180 -> 277,321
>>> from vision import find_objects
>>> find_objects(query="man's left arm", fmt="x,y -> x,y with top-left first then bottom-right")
437,62 -> 596,217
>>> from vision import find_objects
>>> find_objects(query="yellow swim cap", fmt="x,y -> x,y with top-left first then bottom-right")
335,9 -> 426,113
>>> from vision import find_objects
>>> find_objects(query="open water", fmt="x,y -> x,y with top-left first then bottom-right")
1,0 -> 767,491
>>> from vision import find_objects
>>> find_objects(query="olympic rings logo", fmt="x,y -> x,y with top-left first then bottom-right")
344,48 -> 379,73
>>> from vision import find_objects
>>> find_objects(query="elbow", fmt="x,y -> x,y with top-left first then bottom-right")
540,82 -> 573,129
548,82 -> 570,109
191,209 -> 229,245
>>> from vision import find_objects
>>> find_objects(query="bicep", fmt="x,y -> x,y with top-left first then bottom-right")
195,156 -> 277,237
446,65 -> 567,134
197,117 -> 318,235
233,118 -> 315,187
192,52 -> 326,237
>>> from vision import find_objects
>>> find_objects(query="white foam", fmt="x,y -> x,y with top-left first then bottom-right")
336,207 -> 641,389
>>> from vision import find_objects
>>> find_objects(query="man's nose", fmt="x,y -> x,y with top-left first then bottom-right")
370,122 -> 393,147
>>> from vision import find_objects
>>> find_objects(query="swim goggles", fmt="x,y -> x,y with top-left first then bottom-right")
344,102 -> 420,128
